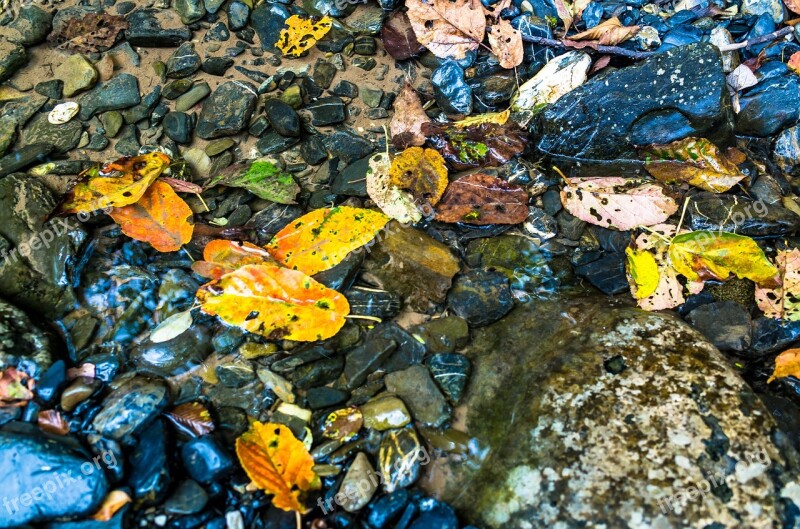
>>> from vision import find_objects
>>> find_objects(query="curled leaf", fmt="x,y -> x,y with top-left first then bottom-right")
422,121 -> 528,171
388,147 -> 449,207
150,310 -> 193,343
569,17 -> 640,45
275,15 -> 333,57
435,173 -> 529,224
192,239 -> 276,280
366,152 -> 423,224
768,348 -> 800,383
487,19 -> 523,69
90,490 -> 131,522
390,83 -> 430,150
405,0 -> 486,60
756,248 -> 800,320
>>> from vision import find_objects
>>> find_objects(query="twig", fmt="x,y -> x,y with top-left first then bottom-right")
520,34 -> 657,60
717,26 -> 794,52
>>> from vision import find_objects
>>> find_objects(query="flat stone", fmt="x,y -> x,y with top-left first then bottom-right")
338,452 -> 378,512
686,194 -> 800,236
385,365 -> 450,427
6,5 -> 52,46
323,129 -> 373,164
251,2 -> 290,52
195,81 -> 257,139
305,96 -> 346,126
55,54 -> 97,97
125,9 -> 193,47
92,376 -> 170,441
166,42 -> 202,78
22,113 -> 82,154
78,73 -> 141,120
360,394 -> 412,431
0,38 -> 26,83
686,301 -> 752,352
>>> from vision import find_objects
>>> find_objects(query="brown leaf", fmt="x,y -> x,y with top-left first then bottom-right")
38,410 -> 70,436
0,367 -> 35,407
160,176 -> 204,194
405,0 -> 486,60
382,10 -> 426,60
90,490 -> 131,521
422,121 -> 528,171
165,402 -> 215,437
553,0 -> 574,31
570,17 -> 640,45
390,83 -> 430,150
388,147 -> 449,206
589,55 -> 612,75
487,19 -> 524,69
435,173 -> 529,224
48,13 -> 128,54
787,0 -> 800,16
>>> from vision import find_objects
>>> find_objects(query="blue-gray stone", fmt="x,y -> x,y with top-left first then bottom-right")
432,61 -> 472,115
736,73 -> 800,137
196,81 -> 257,139
251,2 -> 290,52
78,74 -> 141,120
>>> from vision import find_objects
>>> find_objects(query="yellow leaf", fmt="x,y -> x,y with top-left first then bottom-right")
768,348 -> 800,383
388,147 -> 449,207
196,264 -> 349,341
266,206 -> 390,276
625,224 -> 685,311
668,231 -> 779,286
90,490 -> 131,521
275,15 -> 332,57
451,109 -> 510,128
625,247 -> 659,299
52,152 -> 171,216
756,248 -> 800,320
366,152 -> 423,224
192,239 -> 275,280
235,421 -> 319,512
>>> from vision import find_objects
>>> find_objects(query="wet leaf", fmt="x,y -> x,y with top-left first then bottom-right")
275,15 -> 333,57
108,180 -> 194,252
150,310 -> 193,343
382,10 -> 426,60
192,239 -> 276,280
0,367 -> 35,407
196,264 -> 350,341
322,407 -> 363,442
235,421 -> 319,512
786,0 -> 800,16
366,152 -> 423,224
422,121 -> 528,171
208,160 -> 299,204
625,224 -> 685,310
48,13 -> 128,53
90,490 -> 131,522
487,19 -> 524,69
560,177 -> 678,231
435,173 -> 529,224
266,206 -> 390,276
553,0 -> 574,31
669,231 -> 779,285
790,52 -> 800,75
625,247 -> 659,299
390,82 -> 430,150
165,402 -> 215,436
756,248 -> 800,320
405,0 -> 486,60
569,17 -> 640,45
37,410 -> 70,436
388,147 -> 449,207
640,137 -> 747,193
451,110 -> 510,128
52,153 -> 172,216
160,176 -> 204,194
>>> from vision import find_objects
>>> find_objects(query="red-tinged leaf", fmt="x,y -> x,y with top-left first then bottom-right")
38,410 -> 70,436
435,173 -> 529,224
390,83 -> 430,150
165,402 -> 215,437
192,239 -> 275,280
382,10 -> 425,60
0,367 -> 35,407
422,121 -> 528,171
160,176 -> 204,194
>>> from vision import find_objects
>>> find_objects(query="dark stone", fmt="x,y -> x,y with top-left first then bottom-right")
306,387 -> 349,409
431,61 -> 472,115
115,124 -> 140,156
204,22 -> 231,42
736,73 -> 800,137
227,1 -> 251,31
166,42 -> 202,78
385,365 -> 450,426
0,38 -> 26,83
164,80 -> 193,100
0,299 -> 53,379
130,327 -> 211,375
314,251 -> 363,291
121,85 -> 162,124
686,194 -> 800,237
331,155 -> 370,196
292,355 -> 344,389
573,253 -> 628,295
323,130 -> 373,163
409,317 -> 470,355
7,5 -> 52,46
196,81 -> 257,139
174,0 -> 206,24
78,73 -> 141,120
125,9 -> 192,47
366,490 -> 410,529
36,360 -> 66,403
128,419 -> 172,505
686,301 -> 752,352
330,80 -> 359,98
354,35 -> 377,55
751,317 -> 800,355
409,500 -> 458,529
313,59 -> 338,89
181,436 -> 235,484
164,480 -> 208,515
251,2 -> 290,52
427,353 -> 470,404
92,377 -> 170,441
447,269 -> 513,326
256,131 -> 301,155
469,72 -> 517,110
35,80 -> 63,100
21,114 -> 82,154
305,96 -> 346,126
202,56 -> 234,76
345,287 -> 402,320
343,337 -> 397,389
300,136 -> 328,165
163,112 -> 194,144
264,99 -> 301,137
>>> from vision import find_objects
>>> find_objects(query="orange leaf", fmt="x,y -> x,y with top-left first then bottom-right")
108,180 -> 194,252
165,402 -> 215,436
768,348 -> 800,383
196,264 -> 350,341
487,19 -> 523,69
52,152 -> 171,216
570,17 -> 640,46
90,490 -> 131,521
235,421 -> 319,512
266,206 -> 390,276
789,52 -> 800,75
192,239 -> 275,279
388,147 -> 449,207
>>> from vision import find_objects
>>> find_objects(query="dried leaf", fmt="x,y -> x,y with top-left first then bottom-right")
150,310 -> 193,343
625,224 -> 685,310
48,13 -> 128,54
236,421 -> 319,512
553,0 -> 575,31
640,137 -> 747,193
668,231 -> 779,285
390,83 -> 430,150
435,173 -> 529,224
405,0 -> 486,60
388,147 -> 449,207
790,52 -> 800,74
108,180 -> 194,252
192,239 -> 276,280
769,348 -> 800,383
322,407 -> 363,442
165,402 -> 215,437
196,264 -> 350,341
560,177 -> 678,230
160,176 -> 204,194
366,152 -> 423,224
52,153 -> 172,216
382,10 -> 426,60
487,19 -> 524,69
570,17 -> 640,45
756,248 -> 800,320
422,121 -> 528,171
786,0 -> 800,16
90,491 -> 131,522
0,367 -> 35,407
209,160 -> 299,204
37,410 -> 70,436
266,206 -> 390,276
275,15 -> 333,57
728,64 -> 759,91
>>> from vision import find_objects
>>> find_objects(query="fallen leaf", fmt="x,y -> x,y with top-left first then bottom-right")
160,176 -> 204,194
388,147 -> 449,207
52,152 -> 172,216
422,121 -> 528,171
196,264 -> 350,341
640,137 -> 747,193
366,152 -> 423,224
553,0 -> 575,31
165,402 -> 215,437
487,19 -> 524,69
405,0 -> 486,60
728,64 -> 759,91
37,410 -> 70,436
625,224 -> 685,310
451,109 -> 510,128
150,310 -> 193,343
209,160 -> 299,204
382,10 -> 426,60
90,490 -> 131,521
625,247 -> 659,299
108,180 -> 194,252
0,367 -> 35,407
235,421 -> 319,512
669,231 -> 779,285
435,173 -> 529,224
266,206 -> 390,276
786,0 -> 800,16
192,239 -> 276,280
569,17 -> 640,45
560,177 -> 678,230
769,348 -> 800,383
790,52 -> 800,75
48,13 -> 128,54
390,82 -> 430,150
275,15 -> 333,57
756,248 -> 800,320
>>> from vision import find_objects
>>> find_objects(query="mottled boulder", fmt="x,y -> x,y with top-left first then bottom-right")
423,297 -> 800,529
0,298 -> 53,379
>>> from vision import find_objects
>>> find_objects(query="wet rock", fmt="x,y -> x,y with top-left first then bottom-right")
447,269 -> 513,327
344,287 -> 401,320
256,131 -> 301,155
323,130 -> 374,164
92,376 -> 170,441
128,419 -> 172,505
431,61 -> 472,115
409,317 -> 469,355
0,299 -> 52,379
305,96 -> 346,126
307,387 -> 349,410
166,42 -> 202,78
427,354 -> 470,404
55,54 -> 98,97
227,1 -> 251,31
385,365 -> 450,426
0,38 -> 26,83
130,326 -> 211,376
22,114 -> 82,154
423,297 -> 800,528
338,452 -> 378,512
196,81 -> 257,139
165,479 -> 208,515
409,499 -> 458,529
0,424 -> 108,526
7,5 -> 52,46
379,427 -> 424,492
686,301 -> 752,352
362,223 -> 460,310
469,72 -> 517,111
736,72 -> 800,137
78,73 -> 141,120
115,124 -> 140,156
264,99 -> 301,137
751,317 -> 800,354
251,2 -> 291,52
125,9 -> 193,47
0,144 -> 53,178
775,125 -> 800,179
360,394 -> 412,431
686,194 -> 800,236
344,337 -> 397,390
742,0 -> 785,25
573,253 -> 628,295
163,111 -> 194,144
293,355 -> 344,389
534,43 -> 733,167
175,0 -> 206,24
366,490 -> 409,529
181,435 -> 235,484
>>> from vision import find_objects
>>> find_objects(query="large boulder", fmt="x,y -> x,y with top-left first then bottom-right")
423,297 -> 800,529
532,43 -> 734,172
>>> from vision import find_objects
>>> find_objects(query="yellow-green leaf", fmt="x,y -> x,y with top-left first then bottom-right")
625,247 -> 659,299
625,224 -> 685,310
275,15 -> 332,57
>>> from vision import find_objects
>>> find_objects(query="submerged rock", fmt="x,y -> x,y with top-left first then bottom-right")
686,194 -> 800,236
0,299 -> 53,379
424,296 -> 800,528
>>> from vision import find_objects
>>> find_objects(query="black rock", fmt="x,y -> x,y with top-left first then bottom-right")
163,112 -> 194,144
92,377 -> 170,441
115,124 -> 140,156
313,59 -> 338,89
427,353 -> 470,404
345,287 -> 402,320
431,61 -> 472,115
300,136 -> 328,165
330,80 -> 359,98
251,2 -> 290,52
367,490 -> 410,529
125,9 -> 192,47
447,269 -> 513,326
196,81 -> 257,139
736,73 -> 800,137
181,436 -> 235,484
204,22 -> 231,42
256,131 -> 301,155
122,85 -> 162,124
35,80 -> 63,100
306,96 -> 347,126
0,144 -> 53,178
331,155 -> 370,196
78,73 -> 141,120
227,1 -> 251,31
164,479 -> 208,515
323,130 -> 373,163
354,35 -> 377,55
36,360 -> 66,404
292,355 -> 344,389
573,253 -> 629,295
128,419 -> 172,505
686,194 -> 800,237
686,301 -> 752,352
166,43 -> 202,78
469,71 -> 517,111
751,317 -> 800,355
264,99 -> 301,137
306,387 -> 350,410
202,57 -> 234,76
344,337 -> 397,389
130,326 -> 211,375
409,499 -> 458,529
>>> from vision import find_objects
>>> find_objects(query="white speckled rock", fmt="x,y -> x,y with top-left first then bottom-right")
422,297 -> 800,529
